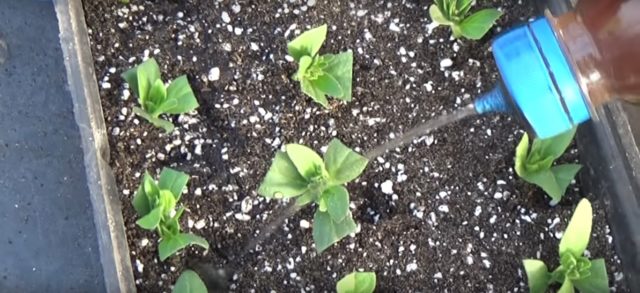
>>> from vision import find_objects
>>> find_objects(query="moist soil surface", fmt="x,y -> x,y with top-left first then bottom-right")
83,0 -> 628,292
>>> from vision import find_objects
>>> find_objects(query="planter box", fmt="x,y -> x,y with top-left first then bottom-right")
3,0 -> 637,292
578,102 -> 640,292
0,0 -> 133,292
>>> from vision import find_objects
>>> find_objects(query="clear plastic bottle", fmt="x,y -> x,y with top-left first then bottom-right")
474,0 -> 640,139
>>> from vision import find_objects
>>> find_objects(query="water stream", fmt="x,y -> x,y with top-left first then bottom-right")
365,104 -> 477,159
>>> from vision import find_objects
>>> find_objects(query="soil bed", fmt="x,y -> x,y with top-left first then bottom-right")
83,0 -> 628,291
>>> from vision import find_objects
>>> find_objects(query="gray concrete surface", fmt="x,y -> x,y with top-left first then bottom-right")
0,1 -> 107,291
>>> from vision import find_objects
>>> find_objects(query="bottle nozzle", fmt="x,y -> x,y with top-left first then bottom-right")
474,84 -> 512,114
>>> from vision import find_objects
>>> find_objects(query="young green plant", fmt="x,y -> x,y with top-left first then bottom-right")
429,0 -> 502,40
133,168 -> 209,261
515,128 -> 582,205
122,58 -> 199,132
172,270 -> 207,293
523,199 -> 609,293
258,139 -> 368,252
287,24 -> 353,108
337,272 -> 377,293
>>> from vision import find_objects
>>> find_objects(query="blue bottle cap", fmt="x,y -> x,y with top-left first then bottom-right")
491,17 -> 590,139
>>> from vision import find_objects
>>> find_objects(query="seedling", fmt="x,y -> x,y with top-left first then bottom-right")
337,272 -> 377,293
287,24 -> 353,108
523,199 -> 609,293
515,128 -> 582,205
132,168 -> 209,261
258,138 -> 368,252
122,58 -> 199,132
429,0 -> 502,40
172,270 -> 207,293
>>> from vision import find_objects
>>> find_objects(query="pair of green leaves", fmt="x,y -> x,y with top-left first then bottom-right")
258,139 -> 368,252
122,58 -> 199,132
132,168 -> 209,261
523,199 -> 610,293
515,128 -> 582,205
429,0 -> 502,40
288,25 -> 353,108
337,272 -> 376,293
172,270 -> 207,293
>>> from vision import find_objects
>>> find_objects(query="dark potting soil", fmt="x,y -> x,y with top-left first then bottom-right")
82,0 -> 628,292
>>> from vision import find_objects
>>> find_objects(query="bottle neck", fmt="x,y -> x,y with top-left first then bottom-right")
548,11 -> 610,107
548,1 -> 640,106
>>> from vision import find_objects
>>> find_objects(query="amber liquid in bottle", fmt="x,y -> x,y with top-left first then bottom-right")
548,0 -> 640,108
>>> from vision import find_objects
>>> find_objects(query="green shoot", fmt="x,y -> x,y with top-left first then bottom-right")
287,25 -> 353,108
132,168 -> 209,261
172,270 -> 207,293
429,0 -> 502,40
121,58 -> 199,132
337,272 -> 377,293
515,128 -> 582,205
523,199 -> 610,293
258,139 -> 368,252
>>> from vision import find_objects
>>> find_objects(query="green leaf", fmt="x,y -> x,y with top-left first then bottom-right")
573,259 -> 610,293
551,164 -> 582,196
324,139 -> 368,185
523,260 -> 551,293
166,75 -> 199,114
311,73 -> 343,98
318,196 -> 328,212
136,206 -> 163,230
301,78 -> 329,108
132,106 -> 175,132
313,210 -> 357,253
443,0 -> 456,19
559,199 -> 593,257
159,190 -> 177,217
172,270 -> 207,293
519,169 -> 565,203
258,152 -> 309,198
456,0 -> 474,16
515,133 -> 530,177
324,185 -> 350,222
336,272 -> 377,293
577,257 -> 593,277
148,79 -> 168,111
295,191 -> 316,207
163,206 -> 185,237
458,9 -> 502,40
287,24 -> 327,62
132,174 -> 154,216
137,63 -> 151,105
158,168 -> 190,201
530,128 -> 577,162
296,56 -> 314,80
286,143 -> 326,180
121,58 -> 161,101
159,233 -> 209,261
558,277 -> 576,293
141,172 -> 161,209
516,132 -> 581,204
321,52 -> 353,102
529,156 -> 555,173
429,4 -> 453,25
154,99 -> 179,117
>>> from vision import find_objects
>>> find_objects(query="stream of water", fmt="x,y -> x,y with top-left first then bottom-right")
364,103 -> 477,159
